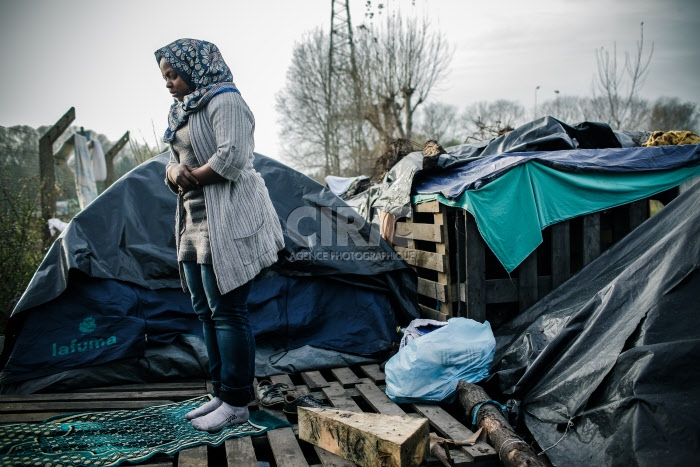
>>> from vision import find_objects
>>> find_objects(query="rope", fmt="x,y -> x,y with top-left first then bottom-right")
537,418 -> 574,456
471,399 -> 508,427
498,437 -> 530,460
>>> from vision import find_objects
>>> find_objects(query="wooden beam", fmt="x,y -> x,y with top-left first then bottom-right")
104,131 -> 130,187
464,212 -> 486,322
39,107 -> 75,245
550,220 -> 570,289
435,205 -> 454,317
518,250 -> 538,312
582,212 -> 600,266
298,407 -> 429,467
628,199 -> 648,232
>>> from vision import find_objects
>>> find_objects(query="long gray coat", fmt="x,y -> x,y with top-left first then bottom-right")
166,91 -> 285,294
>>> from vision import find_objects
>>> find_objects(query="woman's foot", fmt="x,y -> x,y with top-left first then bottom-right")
191,402 -> 249,432
185,397 -> 223,420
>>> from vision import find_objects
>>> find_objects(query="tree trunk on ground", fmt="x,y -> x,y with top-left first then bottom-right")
456,381 -> 549,467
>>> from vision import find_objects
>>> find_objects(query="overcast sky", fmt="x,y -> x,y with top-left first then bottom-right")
1,0 -> 698,159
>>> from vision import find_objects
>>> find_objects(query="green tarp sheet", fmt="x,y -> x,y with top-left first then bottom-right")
413,161 -> 700,273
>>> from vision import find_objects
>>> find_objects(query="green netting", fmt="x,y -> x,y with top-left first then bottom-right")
0,395 -> 290,467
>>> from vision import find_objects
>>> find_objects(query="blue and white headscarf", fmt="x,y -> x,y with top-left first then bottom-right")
155,38 -> 240,143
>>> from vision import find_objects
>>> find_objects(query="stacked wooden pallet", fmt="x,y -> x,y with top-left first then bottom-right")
0,365 -> 497,466
394,196 -> 653,324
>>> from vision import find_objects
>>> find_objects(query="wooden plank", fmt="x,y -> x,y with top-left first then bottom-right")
414,199 -> 441,213
0,399 -> 173,414
550,220 -> 570,290
322,382 -> 361,412
330,367 -> 361,388
225,436 -> 258,467
417,277 -> 448,302
518,250 -> 538,312
72,381 -> 207,393
178,445 -> 208,467
268,426 -> 310,467
395,221 -> 443,242
464,212 -> 486,322
394,246 -> 445,272
359,364 -> 385,385
355,382 -> 405,416
298,407 -> 429,467
314,446 -> 357,467
628,199 -> 648,231
418,304 -> 448,321
301,371 -> 329,389
582,212 -> 600,266
484,278 -> 517,304
412,404 -> 497,462
435,205 -> 454,317
270,373 -> 296,391
0,389 -> 203,403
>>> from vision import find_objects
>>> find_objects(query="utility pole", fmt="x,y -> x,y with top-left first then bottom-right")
39,107 -> 75,246
328,0 -> 365,176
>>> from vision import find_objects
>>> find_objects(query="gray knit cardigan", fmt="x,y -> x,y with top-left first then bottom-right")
166,91 -> 285,294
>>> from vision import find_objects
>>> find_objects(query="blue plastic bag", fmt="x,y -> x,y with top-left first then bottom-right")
385,317 -> 495,403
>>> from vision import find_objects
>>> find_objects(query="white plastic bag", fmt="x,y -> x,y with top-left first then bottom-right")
385,317 -> 495,403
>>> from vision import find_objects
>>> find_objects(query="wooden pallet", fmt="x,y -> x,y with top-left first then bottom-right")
397,195 -> 657,324
0,366 -> 497,467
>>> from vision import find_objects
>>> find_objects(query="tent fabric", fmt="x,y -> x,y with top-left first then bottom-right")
0,152 -> 418,391
414,158 -> 700,272
490,180 -> 700,466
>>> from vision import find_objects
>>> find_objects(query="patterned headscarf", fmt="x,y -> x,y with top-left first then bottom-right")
155,38 -> 239,143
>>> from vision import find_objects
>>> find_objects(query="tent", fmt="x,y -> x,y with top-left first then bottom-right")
0,153 -> 419,394
490,180 -> 700,465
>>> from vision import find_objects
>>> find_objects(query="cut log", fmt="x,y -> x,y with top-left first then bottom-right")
298,406 -> 429,467
456,381 -> 549,467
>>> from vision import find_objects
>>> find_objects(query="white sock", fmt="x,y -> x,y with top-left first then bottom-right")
185,397 -> 223,420
191,402 -> 249,432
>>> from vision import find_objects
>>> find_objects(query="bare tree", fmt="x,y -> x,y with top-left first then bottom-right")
592,22 -> 654,130
414,101 -> 460,144
538,95 -> 592,124
276,29 -> 341,177
648,97 -> 699,132
460,100 -> 525,143
354,12 -> 453,142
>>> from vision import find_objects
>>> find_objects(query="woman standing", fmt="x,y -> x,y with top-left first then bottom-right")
156,39 -> 285,432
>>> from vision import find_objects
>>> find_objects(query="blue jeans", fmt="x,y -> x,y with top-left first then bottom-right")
182,262 -> 255,406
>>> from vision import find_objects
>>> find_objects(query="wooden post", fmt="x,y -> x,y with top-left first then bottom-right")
456,381 -> 549,467
550,221 -> 570,290
464,211 -> 486,322
104,131 -> 130,188
518,250 -> 538,312
435,203 -> 453,317
582,212 -> 600,267
39,107 -> 75,246
628,199 -> 648,232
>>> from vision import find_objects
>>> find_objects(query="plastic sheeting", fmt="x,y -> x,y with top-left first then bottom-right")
0,152 -> 418,391
490,181 -> 700,466
414,158 -> 700,272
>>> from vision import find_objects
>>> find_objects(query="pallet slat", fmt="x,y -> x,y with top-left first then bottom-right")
225,436 -> 257,467
395,246 -> 445,272
395,221 -> 443,242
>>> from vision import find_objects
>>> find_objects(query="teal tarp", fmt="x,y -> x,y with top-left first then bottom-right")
413,161 -> 700,273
